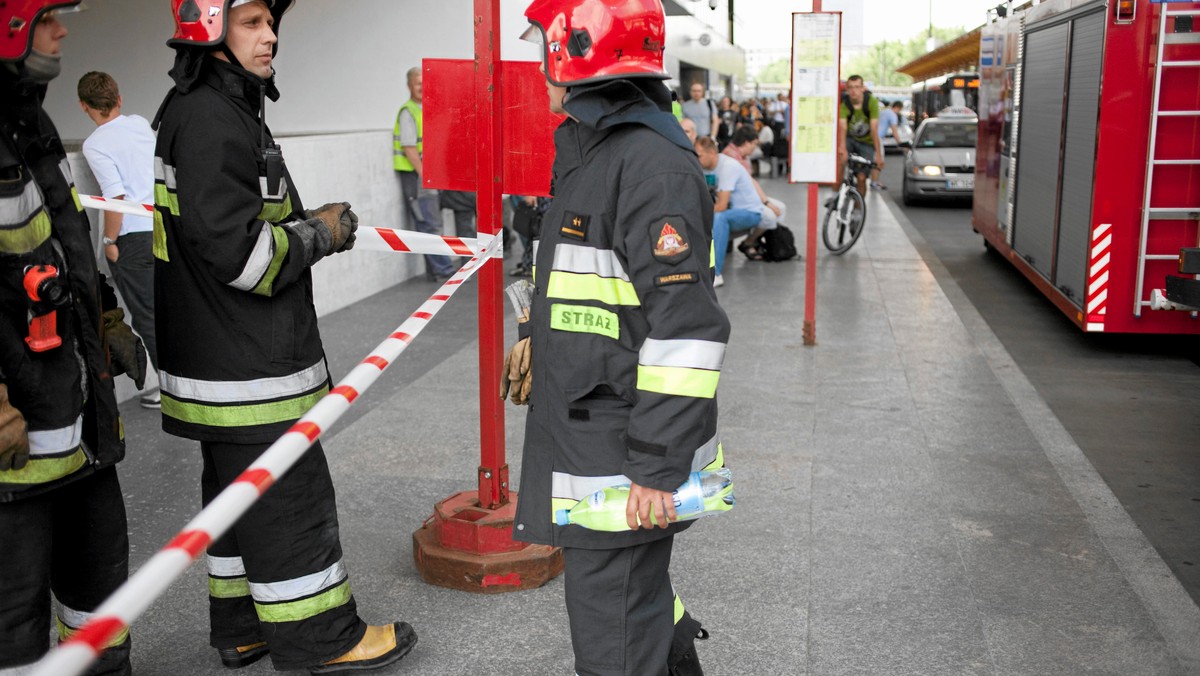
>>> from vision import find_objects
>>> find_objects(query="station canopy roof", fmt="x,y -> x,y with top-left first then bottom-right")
896,27 -> 983,82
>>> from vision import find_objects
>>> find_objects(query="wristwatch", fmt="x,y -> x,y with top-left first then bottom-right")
102,236 -> 117,247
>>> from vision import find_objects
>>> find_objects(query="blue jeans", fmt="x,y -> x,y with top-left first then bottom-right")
398,171 -> 454,277
713,208 -> 762,275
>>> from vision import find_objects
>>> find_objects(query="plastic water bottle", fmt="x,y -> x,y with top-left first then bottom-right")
554,468 -> 734,531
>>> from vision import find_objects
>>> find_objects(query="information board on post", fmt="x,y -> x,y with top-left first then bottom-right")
789,12 -> 841,184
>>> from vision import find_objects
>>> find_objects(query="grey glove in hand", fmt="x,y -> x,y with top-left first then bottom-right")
0,384 -> 30,472
103,308 -> 148,390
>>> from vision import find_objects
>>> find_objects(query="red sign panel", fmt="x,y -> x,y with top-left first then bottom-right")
423,59 -> 564,197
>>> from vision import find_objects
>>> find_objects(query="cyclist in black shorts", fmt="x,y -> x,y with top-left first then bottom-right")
837,74 -> 884,197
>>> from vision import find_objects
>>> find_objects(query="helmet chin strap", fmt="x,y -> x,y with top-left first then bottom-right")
218,42 -> 244,70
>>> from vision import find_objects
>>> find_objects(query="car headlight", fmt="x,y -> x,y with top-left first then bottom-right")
918,165 -> 943,177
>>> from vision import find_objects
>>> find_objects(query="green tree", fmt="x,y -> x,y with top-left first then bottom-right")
757,58 -> 791,84
845,26 -> 967,88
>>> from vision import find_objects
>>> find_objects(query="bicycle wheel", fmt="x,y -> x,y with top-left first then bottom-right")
822,188 -> 867,254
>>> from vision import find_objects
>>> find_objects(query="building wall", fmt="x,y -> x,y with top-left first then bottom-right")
47,0 -> 541,142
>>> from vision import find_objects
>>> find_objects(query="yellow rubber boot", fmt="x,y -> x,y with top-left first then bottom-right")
309,622 -> 417,674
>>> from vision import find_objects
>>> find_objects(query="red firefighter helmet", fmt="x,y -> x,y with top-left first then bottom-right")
0,0 -> 82,62
168,0 -> 293,50
522,0 -> 668,87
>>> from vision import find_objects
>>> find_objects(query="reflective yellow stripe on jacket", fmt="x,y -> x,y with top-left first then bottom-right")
0,416 -> 88,486
549,439 -> 725,520
160,361 -> 329,429
0,178 -> 52,254
546,244 -> 641,308
152,158 -> 178,261
636,338 -> 725,399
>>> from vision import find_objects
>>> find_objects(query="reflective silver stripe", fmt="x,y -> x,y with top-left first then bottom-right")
258,175 -> 289,201
0,179 -> 45,227
56,601 -> 93,629
160,360 -> 328,404
28,416 -> 83,455
207,555 -> 247,578
552,471 -> 630,501
58,158 -> 74,186
154,157 -> 177,189
229,223 -> 275,291
532,239 -> 539,260
689,436 -> 720,472
0,664 -> 35,675
639,339 -> 726,371
248,560 -> 347,603
552,244 -> 630,281
551,436 -> 720,500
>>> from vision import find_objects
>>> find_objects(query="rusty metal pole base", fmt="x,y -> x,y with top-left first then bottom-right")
412,490 -> 563,593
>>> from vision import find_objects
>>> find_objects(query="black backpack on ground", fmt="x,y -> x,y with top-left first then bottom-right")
761,225 -> 798,262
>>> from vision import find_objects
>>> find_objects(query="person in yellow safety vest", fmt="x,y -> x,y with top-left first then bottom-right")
508,1 -> 731,674
0,2 -> 147,673
394,66 -> 454,281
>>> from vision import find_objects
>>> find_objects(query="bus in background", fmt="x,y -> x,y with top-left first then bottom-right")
911,72 -> 980,121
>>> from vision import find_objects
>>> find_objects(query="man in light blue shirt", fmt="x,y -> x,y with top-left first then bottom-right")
874,100 -> 904,189
694,137 -> 763,287
79,71 -> 160,407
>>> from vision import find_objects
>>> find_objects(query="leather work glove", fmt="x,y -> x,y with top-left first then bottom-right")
102,308 -> 147,390
306,202 -> 356,254
0,384 -> 30,472
499,337 -> 532,405
338,207 -> 359,252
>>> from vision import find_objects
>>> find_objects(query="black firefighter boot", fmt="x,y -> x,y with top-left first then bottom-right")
668,611 -> 710,676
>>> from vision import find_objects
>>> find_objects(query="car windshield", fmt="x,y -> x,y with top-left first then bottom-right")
916,122 -> 977,148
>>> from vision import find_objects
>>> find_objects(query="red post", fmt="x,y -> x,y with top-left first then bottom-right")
803,0 -> 822,346
475,0 -> 508,508
804,183 -> 818,345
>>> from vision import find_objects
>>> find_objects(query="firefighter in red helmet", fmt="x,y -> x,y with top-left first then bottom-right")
0,2 -> 147,674
508,1 -> 729,673
152,0 -> 414,671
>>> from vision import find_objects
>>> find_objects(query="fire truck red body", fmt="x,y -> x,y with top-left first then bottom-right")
972,0 -> 1200,333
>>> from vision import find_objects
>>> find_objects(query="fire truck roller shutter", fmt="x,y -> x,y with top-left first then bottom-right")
1052,9 -> 1105,306
1012,21 -> 1070,283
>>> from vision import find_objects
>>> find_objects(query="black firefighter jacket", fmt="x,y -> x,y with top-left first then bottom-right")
0,71 -> 124,501
513,80 -> 732,549
153,58 -> 328,444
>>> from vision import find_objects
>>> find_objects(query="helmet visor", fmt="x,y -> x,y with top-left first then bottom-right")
520,23 -> 543,45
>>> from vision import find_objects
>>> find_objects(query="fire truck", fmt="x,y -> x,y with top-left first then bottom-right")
972,0 -> 1200,334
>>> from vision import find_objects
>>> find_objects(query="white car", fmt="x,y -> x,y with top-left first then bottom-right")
902,110 -> 978,205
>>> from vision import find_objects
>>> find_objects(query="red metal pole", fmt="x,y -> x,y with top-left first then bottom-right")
475,0 -> 508,509
803,0 -> 821,346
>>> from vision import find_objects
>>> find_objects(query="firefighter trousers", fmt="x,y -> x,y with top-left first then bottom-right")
564,535 -> 686,676
201,440 -> 366,670
0,467 -> 131,675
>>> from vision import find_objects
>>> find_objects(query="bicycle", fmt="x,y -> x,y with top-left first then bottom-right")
822,153 -> 873,255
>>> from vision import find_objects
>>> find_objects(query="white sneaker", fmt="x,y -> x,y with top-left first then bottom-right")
713,274 -> 724,288
139,390 -> 161,409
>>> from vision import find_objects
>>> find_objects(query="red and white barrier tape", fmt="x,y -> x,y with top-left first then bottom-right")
79,194 -> 490,257
30,233 -> 502,676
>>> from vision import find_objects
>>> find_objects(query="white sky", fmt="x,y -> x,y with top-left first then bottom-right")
735,0 -> 1007,49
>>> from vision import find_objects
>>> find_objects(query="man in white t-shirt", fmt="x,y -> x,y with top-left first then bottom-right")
78,71 -> 159,408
